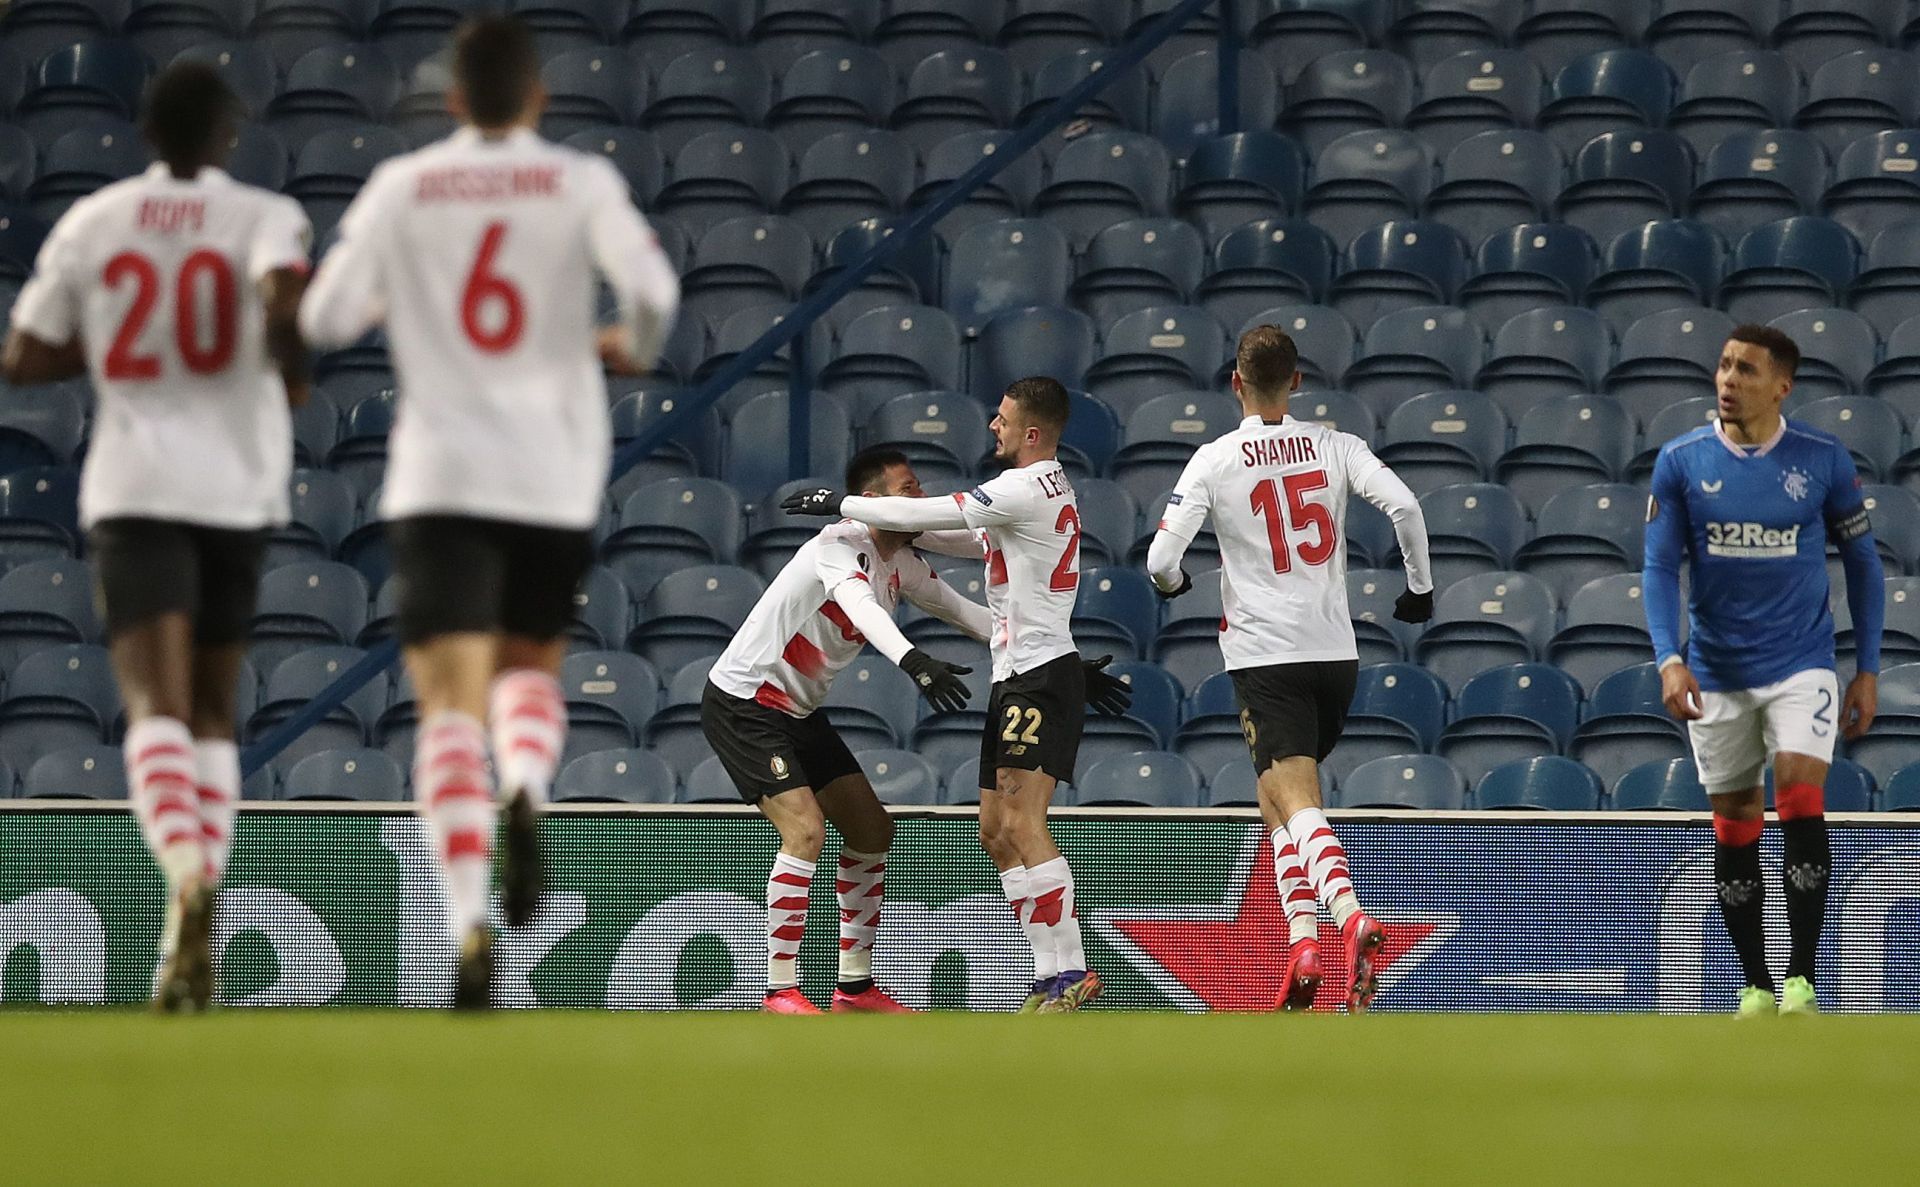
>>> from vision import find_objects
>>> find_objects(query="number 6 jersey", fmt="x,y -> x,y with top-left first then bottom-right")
298,126 -> 681,531
10,164 -> 311,530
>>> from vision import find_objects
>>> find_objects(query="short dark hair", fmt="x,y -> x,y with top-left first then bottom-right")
846,446 -> 911,494
454,16 -> 539,127
1728,324 -> 1800,377
1236,325 -> 1300,395
142,63 -> 239,169
1003,376 -> 1071,433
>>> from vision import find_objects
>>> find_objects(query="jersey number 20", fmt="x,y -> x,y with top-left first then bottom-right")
102,250 -> 238,380
1250,472 -> 1336,573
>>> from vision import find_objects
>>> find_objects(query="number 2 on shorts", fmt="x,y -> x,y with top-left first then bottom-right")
1001,706 -> 1043,744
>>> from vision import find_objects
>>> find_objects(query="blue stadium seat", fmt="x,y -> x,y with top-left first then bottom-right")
1555,130 -> 1699,252
634,654 -> 722,782
1823,131 -> 1920,250
1174,131 -> 1308,245
970,305 -> 1095,404
1195,218 -> 1338,331
1103,659 -> 1180,750
0,379 -> 85,477
872,0 -> 1001,76
1794,49 -> 1918,159
1537,49 -> 1678,157
1867,312 -> 1920,425
1244,0 -> 1384,87
1128,0 -> 1228,75
940,755 -> 983,805
1343,306 -> 1487,419
1476,755 -> 1605,810
680,215 -> 815,328
698,305 -> 834,416
1294,389 -> 1377,444
268,43 -> 400,155
1851,226 -> 1920,341
282,748 -> 405,802
1438,663 -> 1580,785
1884,761 -> 1920,811
1349,661 -> 1447,751
1667,52 -> 1804,158
1059,391 -> 1121,484
680,755 -> 739,803
0,644 -> 116,772
559,650 -> 658,764
564,566 -> 632,654
1773,307 -> 1877,404
1782,758 -> 1875,814
1150,568 -> 1227,693
1605,307 -> 1735,426
1629,397 -> 1721,481
1244,305 -> 1357,389
806,216 -> 944,329
1377,390 -> 1509,495
1071,750 -> 1202,807
857,748 -> 940,807
1719,216 -> 1862,325
1549,572 -> 1654,693
749,0 -> 875,73
1110,391 -> 1243,507
1154,49 -> 1281,163
270,467 -> 356,569
224,122 -> 292,192
23,745 -> 121,800
1331,219 -> 1471,333
173,40 -> 280,120
0,557 -> 97,672
910,129 -> 1040,238
628,565 -> 763,674
1073,567 -> 1160,661
996,1 -> 1121,74
250,561 -> 369,674
1772,0 -> 1905,74
1418,482 -> 1528,589
944,219 -> 1072,336
1497,396 -> 1634,516
1514,0 -> 1641,77
1458,225 -> 1601,338
1071,220 -> 1208,333
1686,128 -> 1826,244
17,40 -> 150,151
1337,754 -> 1467,809
0,202 -> 50,284
1082,305 -> 1228,422
287,125 -> 406,243
1302,130 -> 1437,252
1416,571 -> 1556,692
1798,395 -> 1905,485
1586,219 -> 1730,337
820,656 -> 918,751
601,477 -> 743,599
1386,0 -> 1516,72
1422,129 -> 1565,255
1609,756 -> 1708,810
2,2 -> 123,71
658,127 -> 790,238
562,127 -> 665,204
1018,46 -> 1148,133
0,127 -> 34,201
0,467 -> 81,564
621,0 -> 752,70
819,305 -> 964,418
641,48 -> 773,156
1847,664 -> 1920,785
1572,663 -> 1688,791
29,122 -> 146,223
512,0 -> 628,57
907,665 -> 994,776
1072,478 -> 1138,570
1203,759 -> 1261,806
553,747 -> 675,804
765,47 -> 894,157
248,646 -> 379,775
888,47 -> 1017,156
1034,131 -> 1171,250
608,385 -> 720,491
1283,49 -> 1416,158
1514,482 -> 1645,602
538,48 -> 643,143
1645,2 -> 1775,78
1407,49 -> 1544,160
865,393 -> 991,484
779,129 -> 916,245
1477,307 -> 1614,419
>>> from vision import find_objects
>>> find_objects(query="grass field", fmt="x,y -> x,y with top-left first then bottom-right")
3,1011 -> 1917,1184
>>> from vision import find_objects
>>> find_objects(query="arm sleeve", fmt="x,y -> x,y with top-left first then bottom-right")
1148,450 -> 1212,592
829,576 -> 915,664
296,168 -> 392,347
1347,439 -> 1433,594
1826,446 -> 1885,675
584,159 -> 681,367
901,561 -> 994,643
914,529 -> 986,560
8,219 -> 84,346
249,197 -> 313,283
840,492 -> 973,532
1642,448 -> 1690,668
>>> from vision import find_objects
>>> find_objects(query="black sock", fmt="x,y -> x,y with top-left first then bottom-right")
1715,840 -> 1774,991
837,976 -> 873,995
1780,817 -> 1830,984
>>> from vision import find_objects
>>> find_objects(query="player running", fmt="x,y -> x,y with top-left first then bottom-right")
1,64 -> 312,1012
298,16 -> 679,1008
784,378 -> 1133,1013
1146,326 -> 1434,1013
706,447 -> 992,1014
1644,324 -> 1883,1018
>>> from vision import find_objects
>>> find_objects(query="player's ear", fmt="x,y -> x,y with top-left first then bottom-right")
446,85 -> 470,122
1289,371 -> 1302,393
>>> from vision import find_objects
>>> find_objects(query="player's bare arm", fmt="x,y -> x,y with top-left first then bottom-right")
0,329 -> 87,386
261,266 -> 311,407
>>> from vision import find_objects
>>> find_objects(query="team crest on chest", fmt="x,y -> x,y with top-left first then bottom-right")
1783,468 -> 1810,502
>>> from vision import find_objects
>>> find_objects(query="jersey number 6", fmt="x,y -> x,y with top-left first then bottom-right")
1250,471 -> 1336,574
460,221 -> 525,354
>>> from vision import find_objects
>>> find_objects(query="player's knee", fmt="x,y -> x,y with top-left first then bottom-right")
781,813 -> 826,861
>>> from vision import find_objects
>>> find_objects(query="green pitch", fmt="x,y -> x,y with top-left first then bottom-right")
4,1011 -> 1916,1183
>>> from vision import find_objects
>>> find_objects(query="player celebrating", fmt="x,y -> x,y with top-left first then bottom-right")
1146,326 -> 1434,1013
1,64 -> 312,1012
1644,325 -> 1883,1018
706,447 -> 992,1014
786,378 -> 1133,1013
298,16 -> 679,1007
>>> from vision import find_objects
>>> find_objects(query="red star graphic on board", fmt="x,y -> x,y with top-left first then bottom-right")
1097,834 -> 1448,1012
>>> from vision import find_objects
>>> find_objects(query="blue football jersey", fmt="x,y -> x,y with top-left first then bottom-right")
1643,419 -> 1871,692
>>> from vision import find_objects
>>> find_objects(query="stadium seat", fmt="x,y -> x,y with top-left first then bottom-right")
1883,763 -> 1920,811
1822,131 -> 1920,250
286,125 -> 407,242
0,558 -> 97,672
0,644 -> 116,773
22,745 -> 120,800
559,651 -> 659,764
821,656 -> 919,751
1111,391 -> 1242,507
1343,306 -> 1486,419
1071,750 -> 1202,807
1283,50 -> 1416,158
1377,390 -> 1508,496
1204,759 -> 1258,807
1416,571 -> 1556,692
907,665 -> 994,775
1407,49 -> 1544,160
1172,670 -> 1245,776
628,565 -> 762,674
1174,132 -> 1308,245
1609,756 -> 1708,811
1556,130 -> 1698,254
1840,575 -> 1920,670
1150,568 -> 1227,693
608,385 -> 721,492
1794,50 -> 1918,159
679,215 -> 815,328
1458,227 -> 1601,339
1073,478 -> 1138,571
534,48 -> 642,145
0,466 -> 80,565
1586,219 -> 1730,337
267,43 -> 400,155
171,39 -> 279,119
1081,304 -> 1226,420
1513,483 -> 1645,602
1438,663 -> 1581,786
1687,128 -> 1826,243
1032,130 -> 1172,251
1073,567 -> 1160,661
1847,663 -> 1920,785
29,122 -> 146,223
819,305 -> 964,418
641,48 -> 772,156
1417,483 -> 1528,589
1667,52 -> 1804,157
779,129 -> 916,245
1771,307 -> 1878,404
1127,0 -> 1229,74
1195,219 -> 1338,332
1718,216 -> 1862,325
1605,307 -> 1735,427
1497,397 -> 1633,516
0,127 -> 34,201
1245,0 -> 1382,86
600,477 -> 743,599
555,747 -> 678,804
268,469 -> 355,569
1764,758 -> 1875,814
0,380 -> 84,480
943,219 -> 1072,336
512,0 -> 629,57
17,40 -> 151,151
722,390 -> 852,501
282,748 -> 406,802
621,0 -> 752,71
1386,0 -> 1515,73
562,127 -> 666,205
888,47 -> 1018,155
1772,0 -> 1905,73
1571,663 -> 1688,791
805,214 -> 948,330
1071,221 -> 1209,334
968,304 -> 1095,406
250,562 -> 370,674
1330,219 -> 1471,333
1795,398 -> 1904,482
865,393 -> 992,485
1337,754 -> 1467,810
1867,313 -> 1920,424
1477,307 -> 1614,418
1645,1 -> 1774,76
1422,129 -> 1565,255
1476,754 -> 1605,810
1349,662 -> 1447,752
1536,50 -> 1678,158
1548,573 -> 1655,693
997,2 -> 1121,74
1301,130 -> 1437,252
1153,49 -> 1280,163
1104,660 -> 1181,749
1,2 -> 122,70
1018,46 -> 1148,132
765,48 -> 894,157
854,748 -> 938,807
639,654 -> 722,782
247,646 -> 380,776
872,0 -> 1001,76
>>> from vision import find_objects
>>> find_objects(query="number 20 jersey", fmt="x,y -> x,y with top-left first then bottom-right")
1160,415 -> 1388,670
951,459 -> 1081,683
303,127 -> 680,530
10,164 -> 311,530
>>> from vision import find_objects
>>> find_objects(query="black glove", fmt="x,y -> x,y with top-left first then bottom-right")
1082,655 -> 1133,716
900,649 -> 973,714
780,487 -> 845,517
1393,587 -> 1434,624
1155,570 -> 1193,599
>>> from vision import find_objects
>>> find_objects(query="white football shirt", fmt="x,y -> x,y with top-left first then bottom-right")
709,520 -> 953,717
9,164 -> 309,529
297,126 -> 680,530
1158,414 -> 1425,669
951,459 -> 1082,682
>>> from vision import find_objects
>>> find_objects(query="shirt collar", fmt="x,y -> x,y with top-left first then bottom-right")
1240,414 -> 1294,428
1713,415 -> 1786,458
143,163 -> 229,184
452,125 -> 538,147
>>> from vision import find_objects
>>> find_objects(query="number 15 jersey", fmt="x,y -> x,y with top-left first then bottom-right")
299,126 -> 681,531
951,460 -> 1081,683
1159,415 -> 1387,670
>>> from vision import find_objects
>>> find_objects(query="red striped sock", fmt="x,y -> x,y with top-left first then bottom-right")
1271,828 -> 1319,944
999,865 -> 1057,979
126,717 -> 204,888
1027,857 -> 1086,974
1286,807 -> 1360,928
489,669 -> 564,805
836,848 -> 885,981
767,852 -> 816,989
194,739 -> 239,883
413,711 -> 495,939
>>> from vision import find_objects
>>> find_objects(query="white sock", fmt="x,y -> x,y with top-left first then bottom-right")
767,853 -> 815,990
125,717 -> 204,889
1286,808 -> 1361,928
1000,865 -> 1058,980
194,739 -> 240,883
1026,856 -> 1086,974
413,711 -> 496,939
1272,828 -> 1319,945
836,848 -> 885,982
488,669 -> 564,806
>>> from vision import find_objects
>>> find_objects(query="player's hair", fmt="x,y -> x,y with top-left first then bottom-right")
846,446 -> 910,494
141,63 -> 239,170
1236,325 -> 1300,398
1003,376 -> 1071,434
454,15 -> 540,127
1729,324 -> 1801,377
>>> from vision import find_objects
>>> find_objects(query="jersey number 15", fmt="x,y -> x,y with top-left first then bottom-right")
1250,472 -> 1336,573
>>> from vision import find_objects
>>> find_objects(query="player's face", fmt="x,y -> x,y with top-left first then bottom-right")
879,463 -> 923,499
1716,340 -> 1789,424
990,397 -> 1029,462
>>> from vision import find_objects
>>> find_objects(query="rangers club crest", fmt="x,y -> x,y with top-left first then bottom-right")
1783,468 -> 1810,502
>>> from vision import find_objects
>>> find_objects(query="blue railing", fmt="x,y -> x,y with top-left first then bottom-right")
243,0 -> 1241,776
